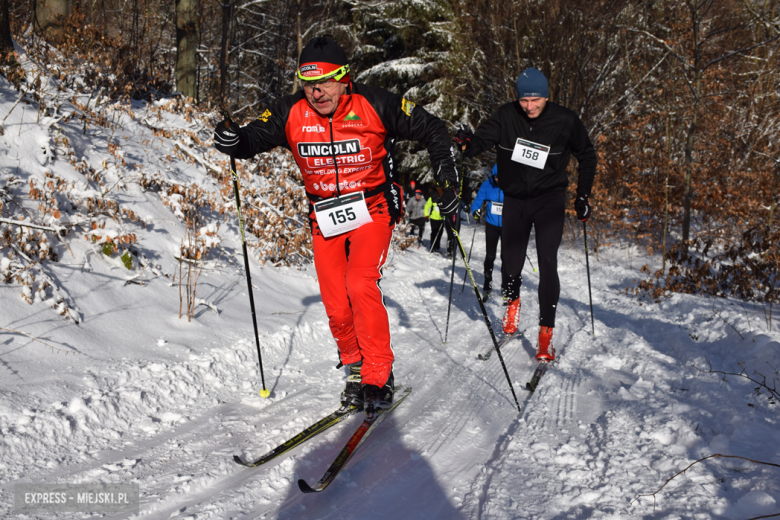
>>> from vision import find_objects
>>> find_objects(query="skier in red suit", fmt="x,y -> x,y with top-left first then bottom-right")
214,36 -> 459,414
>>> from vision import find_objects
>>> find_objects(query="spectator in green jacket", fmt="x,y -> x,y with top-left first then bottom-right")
425,191 -> 455,256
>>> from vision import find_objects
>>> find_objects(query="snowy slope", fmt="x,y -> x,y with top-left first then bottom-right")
2,72 -> 780,519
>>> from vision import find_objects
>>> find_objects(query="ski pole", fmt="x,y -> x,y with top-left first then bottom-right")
447,217 -> 522,413
583,221 -> 595,336
526,254 -> 537,273
229,151 -> 270,398
444,211 -> 461,343
460,223 -> 477,292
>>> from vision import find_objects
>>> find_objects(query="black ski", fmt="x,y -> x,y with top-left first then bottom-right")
298,387 -> 412,493
233,406 -> 361,468
477,329 -> 526,361
525,361 -> 550,392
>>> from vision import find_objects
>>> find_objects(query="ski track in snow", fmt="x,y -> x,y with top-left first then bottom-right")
3,229 -> 780,520
2,80 -> 780,518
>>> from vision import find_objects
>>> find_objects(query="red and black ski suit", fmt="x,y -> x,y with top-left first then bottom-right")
232,82 -> 457,387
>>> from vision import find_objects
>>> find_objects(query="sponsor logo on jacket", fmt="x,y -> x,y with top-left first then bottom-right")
297,139 -> 373,169
313,180 -> 364,192
401,98 -> 415,116
302,124 -> 326,133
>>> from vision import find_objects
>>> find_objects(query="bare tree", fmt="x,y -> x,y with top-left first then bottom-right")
629,0 -> 779,255
218,0 -> 230,106
176,0 -> 198,99
1,0 -> 13,55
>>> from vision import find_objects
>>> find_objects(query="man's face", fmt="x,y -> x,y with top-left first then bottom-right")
518,97 -> 548,119
415,193 -> 421,200
303,81 -> 348,116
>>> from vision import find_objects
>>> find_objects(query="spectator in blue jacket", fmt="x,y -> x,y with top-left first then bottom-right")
470,165 -> 505,301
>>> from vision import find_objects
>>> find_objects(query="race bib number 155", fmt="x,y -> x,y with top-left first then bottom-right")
314,192 -> 373,237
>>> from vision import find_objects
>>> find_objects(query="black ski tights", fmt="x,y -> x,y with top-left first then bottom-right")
501,191 -> 565,328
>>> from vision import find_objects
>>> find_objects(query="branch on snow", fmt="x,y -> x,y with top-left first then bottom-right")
0,217 -> 66,234
692,359 -> 780,403
631,454 -> 780,519
0,327 -> 78,355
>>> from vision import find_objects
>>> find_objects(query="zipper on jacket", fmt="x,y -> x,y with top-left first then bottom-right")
328,116 -> 341,197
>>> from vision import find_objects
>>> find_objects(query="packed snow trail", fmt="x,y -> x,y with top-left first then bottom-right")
1,79 -> 779,519
4,222 -> 779,518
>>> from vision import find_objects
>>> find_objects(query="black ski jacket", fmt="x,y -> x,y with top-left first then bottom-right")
467,101 -> 597,200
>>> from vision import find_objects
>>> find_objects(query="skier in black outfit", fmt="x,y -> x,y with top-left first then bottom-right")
455,68 -> 596,363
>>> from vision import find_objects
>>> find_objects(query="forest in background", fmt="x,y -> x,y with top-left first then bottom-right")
1,0 -> 779,311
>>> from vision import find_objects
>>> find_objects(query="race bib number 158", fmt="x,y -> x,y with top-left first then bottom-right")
511,138 -> 550,169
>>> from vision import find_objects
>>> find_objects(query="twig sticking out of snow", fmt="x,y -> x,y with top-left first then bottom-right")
0,327 -> 77,354
631,454 -> 780,519
692,359 -> 780,403
195,298 -> 219,314
711,306 -> 744,339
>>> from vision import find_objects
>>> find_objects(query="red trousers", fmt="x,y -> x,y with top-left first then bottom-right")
312,214 -> 394,388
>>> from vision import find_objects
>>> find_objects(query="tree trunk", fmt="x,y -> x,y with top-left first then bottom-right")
219,0 -> 230,106
681,1 -> 702,257
291,0 -> 301,94
176,0 -> 198,100
682,109 -> 696,254
1,0 -> 13,55
662,114 -> 672,273
35,0 -> 70,44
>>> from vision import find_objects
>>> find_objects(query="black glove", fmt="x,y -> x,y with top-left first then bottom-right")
438,187 -> 460,218
454,128 -> 474,153
574,194 -> 591,222
214,120 -> 243,155
473,208 -> 482,221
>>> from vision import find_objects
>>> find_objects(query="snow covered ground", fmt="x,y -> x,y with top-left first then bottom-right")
2,70 -> 780,520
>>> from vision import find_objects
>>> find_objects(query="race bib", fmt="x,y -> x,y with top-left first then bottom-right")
511,138 -> 550,169
490,202 -> 503,216
314,192 -> 373,237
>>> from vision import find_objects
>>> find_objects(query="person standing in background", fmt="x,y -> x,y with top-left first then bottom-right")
470,165 -> 504,302
406,189 -> 427,248
425,190 -> 456,257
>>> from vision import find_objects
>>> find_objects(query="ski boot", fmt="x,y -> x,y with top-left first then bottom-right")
340,363 -> 364,410
502,297 -> 521,334
363,371 -> 394,417
482,279 -> 492,303
536,327 -> 555,362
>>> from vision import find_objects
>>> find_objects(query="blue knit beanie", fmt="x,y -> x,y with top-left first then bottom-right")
516,68 -> 549,98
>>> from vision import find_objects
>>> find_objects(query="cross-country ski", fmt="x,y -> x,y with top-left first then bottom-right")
298,387 -> 412,493
233,405 -> 361,467
477,329 -> 526,361
525,361 -> 551,392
